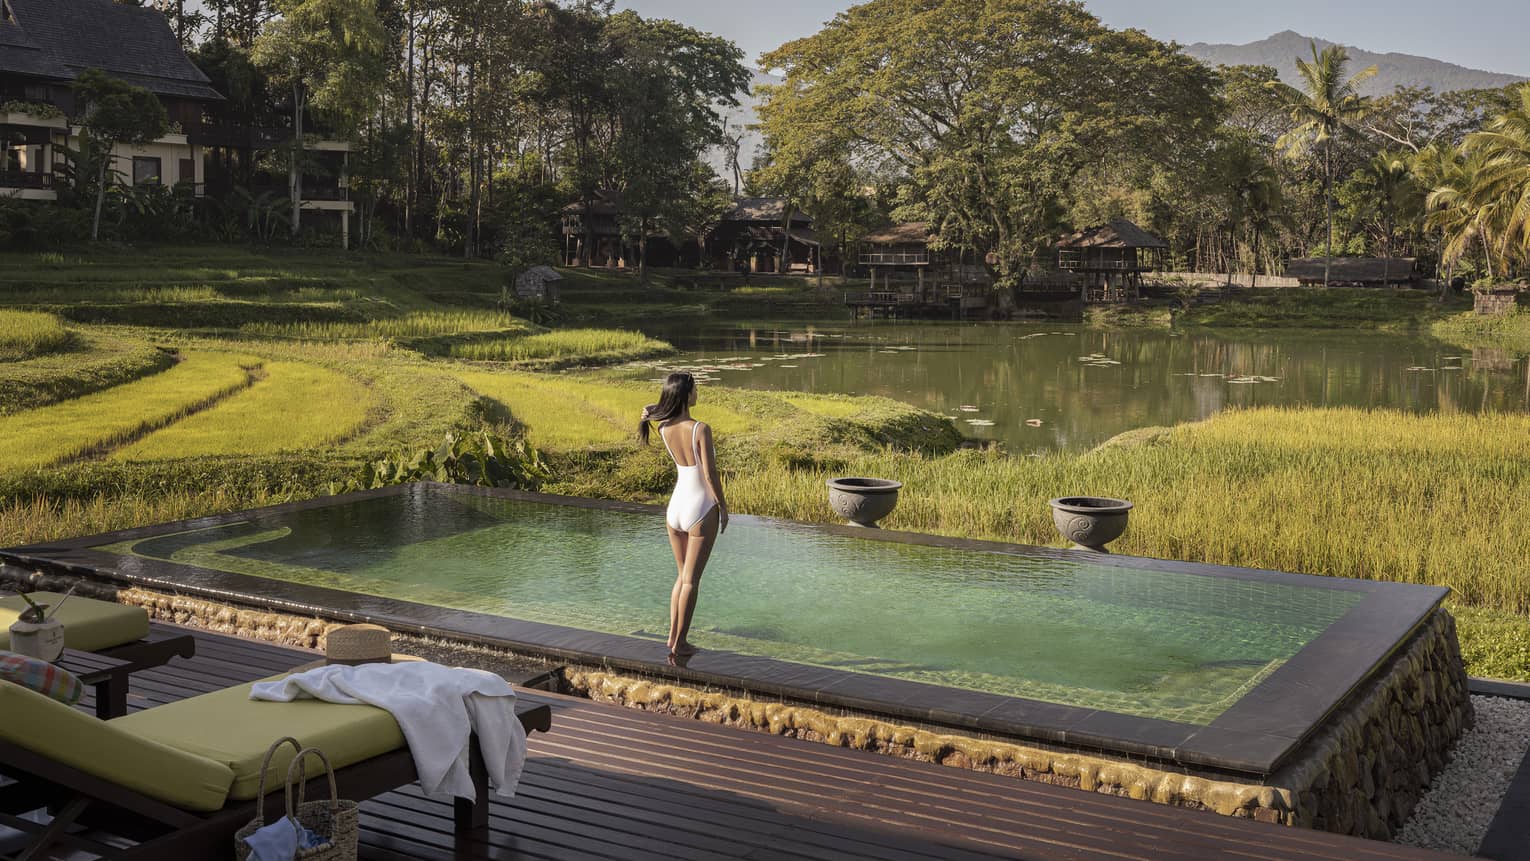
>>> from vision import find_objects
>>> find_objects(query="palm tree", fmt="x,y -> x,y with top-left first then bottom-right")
1462,83 -> 1530,271
1413,142 -> 1466,291
1360,152 -> 1420,257
1424,146 -> 1499,279
1269,42 -> 1377,287
1220,141 -> 1286,286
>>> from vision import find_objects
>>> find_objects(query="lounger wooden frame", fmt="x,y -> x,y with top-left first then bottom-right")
0,701 -> 552,860
95,633 -> 197,676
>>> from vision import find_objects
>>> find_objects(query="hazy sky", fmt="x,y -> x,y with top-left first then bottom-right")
616,1 -> 1530,77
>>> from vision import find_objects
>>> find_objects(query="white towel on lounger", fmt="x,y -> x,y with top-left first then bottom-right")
249,662 -> 527,802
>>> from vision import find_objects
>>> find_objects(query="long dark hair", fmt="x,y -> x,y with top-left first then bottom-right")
638,372 -> 696,445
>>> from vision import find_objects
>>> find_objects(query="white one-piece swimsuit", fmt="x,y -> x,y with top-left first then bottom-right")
662,421 -> 718,532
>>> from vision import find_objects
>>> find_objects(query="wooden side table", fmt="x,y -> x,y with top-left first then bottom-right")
56,649 -> 134,720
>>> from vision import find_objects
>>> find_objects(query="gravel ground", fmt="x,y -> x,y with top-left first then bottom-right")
1396,694 -> 1530,855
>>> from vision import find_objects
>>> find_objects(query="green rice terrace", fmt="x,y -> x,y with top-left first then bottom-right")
1,246 -> 1528,689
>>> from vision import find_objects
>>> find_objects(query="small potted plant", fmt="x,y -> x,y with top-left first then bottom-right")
1048,497 -> 1133,553
827,477 -> 903,528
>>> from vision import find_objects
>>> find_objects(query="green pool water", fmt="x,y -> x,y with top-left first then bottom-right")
99,492 -> 1364,725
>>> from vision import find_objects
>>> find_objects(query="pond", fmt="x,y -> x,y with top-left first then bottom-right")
624,321 -> 1530,452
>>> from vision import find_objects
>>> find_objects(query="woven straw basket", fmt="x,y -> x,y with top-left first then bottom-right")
235,737 -> 359,861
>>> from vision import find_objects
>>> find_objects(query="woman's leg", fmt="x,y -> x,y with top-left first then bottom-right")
672,508 -> 721,655
666,527 -> 688,651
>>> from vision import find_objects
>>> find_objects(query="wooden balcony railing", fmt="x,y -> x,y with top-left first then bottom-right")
0,170 -> 50,189
248,183 -> 349,202
860,251 -> 931,266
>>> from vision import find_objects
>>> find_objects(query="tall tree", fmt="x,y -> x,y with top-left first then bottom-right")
1269,43 -> 1376,287
524,0 -> 618,266
151,0 -> 208,49
609,11 -> 746,278
72,70 -> 169,242
1348,151 -> 1422,260
1219,140 -> 1286,285
755,0 -> 1218,287
1461,83 -> 1530,272
254,0 -> 387,237
206,0 -> 276,48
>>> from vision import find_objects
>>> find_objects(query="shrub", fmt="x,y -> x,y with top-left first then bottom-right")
0,101 -> 64,120
0,201 -> 92,250
336,431 -> 551,493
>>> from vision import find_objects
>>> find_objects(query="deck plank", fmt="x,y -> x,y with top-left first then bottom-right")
80,623 -> 1466,861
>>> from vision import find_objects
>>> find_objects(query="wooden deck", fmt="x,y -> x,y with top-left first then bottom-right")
76,624 -> 1467,861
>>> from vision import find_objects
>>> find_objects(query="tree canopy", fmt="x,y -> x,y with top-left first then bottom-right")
755,0 -> 1219,284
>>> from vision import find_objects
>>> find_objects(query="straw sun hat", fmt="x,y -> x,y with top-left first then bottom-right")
324,624 -> 394,666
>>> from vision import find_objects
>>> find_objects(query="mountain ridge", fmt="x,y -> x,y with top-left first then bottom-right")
1182,31 -> 1526,95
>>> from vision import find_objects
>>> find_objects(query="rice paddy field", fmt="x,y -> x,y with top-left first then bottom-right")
447,328 -> 674,366
0,246 -> 1527,682
0,310 -> 71,361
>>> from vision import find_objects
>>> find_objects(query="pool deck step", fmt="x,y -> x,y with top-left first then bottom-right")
76,623 -> 1468,861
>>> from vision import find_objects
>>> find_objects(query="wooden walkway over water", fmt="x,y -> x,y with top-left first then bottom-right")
78,624 -> 1466,861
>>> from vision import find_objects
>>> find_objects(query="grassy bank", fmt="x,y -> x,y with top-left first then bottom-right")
712,406 -> 1530,680
1176,287 -> 1469,330
554,267 -> 856,323
446,329 -> 675,368
1431,308 -> 1530,354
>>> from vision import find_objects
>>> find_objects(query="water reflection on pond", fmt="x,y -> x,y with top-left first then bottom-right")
624,322 -> 1530,452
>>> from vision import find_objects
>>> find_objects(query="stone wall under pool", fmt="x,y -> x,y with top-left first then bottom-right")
2,566 -> 1473,840
564,610 -> 1472,839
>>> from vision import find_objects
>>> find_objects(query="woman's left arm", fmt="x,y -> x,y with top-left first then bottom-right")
699,423 -> 729,533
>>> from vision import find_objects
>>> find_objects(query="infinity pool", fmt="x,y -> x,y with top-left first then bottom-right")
4,484 -> 1450,774
81,487 -> 1371,725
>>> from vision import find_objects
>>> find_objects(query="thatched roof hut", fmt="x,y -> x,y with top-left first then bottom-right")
862,223 -> 933,245
1056,219 -> 1166,302
1058,219 -> 1168,251
721,197 -> 812,227
1285,258 -> 1416,286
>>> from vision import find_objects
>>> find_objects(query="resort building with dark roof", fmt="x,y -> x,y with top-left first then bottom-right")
707,197 -> 818,274
560,194 -> 819,274
0,0 -> 355,243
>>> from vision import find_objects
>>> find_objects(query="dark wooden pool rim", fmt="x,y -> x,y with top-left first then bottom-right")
1,483 -> 1449,779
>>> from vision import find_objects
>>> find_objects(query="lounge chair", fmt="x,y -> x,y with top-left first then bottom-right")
0,674 -> 552,859
0,591 -> 196,673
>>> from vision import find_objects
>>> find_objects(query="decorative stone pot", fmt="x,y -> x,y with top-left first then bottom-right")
827,478 -> 903,528
9,613 -> 65,661
1048,497 -> 1133,553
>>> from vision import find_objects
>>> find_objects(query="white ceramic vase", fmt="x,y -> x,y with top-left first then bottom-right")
9,617 -> 65,661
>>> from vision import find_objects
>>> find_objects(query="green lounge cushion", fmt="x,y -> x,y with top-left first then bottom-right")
0,679 -> 234,812
113,678 -> 406,801
0,592 -> 149,653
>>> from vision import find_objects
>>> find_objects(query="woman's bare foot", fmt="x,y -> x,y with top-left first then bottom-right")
670,641 -> 699,656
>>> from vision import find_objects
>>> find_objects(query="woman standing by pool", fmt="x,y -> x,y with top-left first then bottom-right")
640,372 -> 728,656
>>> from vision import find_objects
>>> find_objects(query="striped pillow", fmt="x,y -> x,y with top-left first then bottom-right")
0,650 -> 83,705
